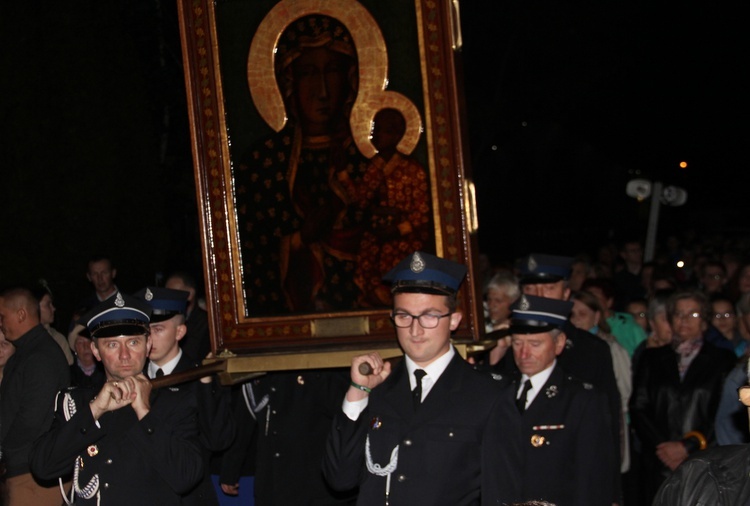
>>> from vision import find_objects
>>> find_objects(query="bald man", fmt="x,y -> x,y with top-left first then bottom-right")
0,287 -> 70,505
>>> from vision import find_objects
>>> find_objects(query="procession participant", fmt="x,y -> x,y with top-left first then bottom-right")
495,294 -> 615,505
30,292 -> 203,505
324,251 -> 515,505
135,286 -> 235,506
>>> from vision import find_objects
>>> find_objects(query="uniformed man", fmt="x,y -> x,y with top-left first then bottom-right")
323,251 -> 513,506
491,294 -> 615,505
490,253 -> 622,503
30,292 -> 203,505
134,286 -> 234,506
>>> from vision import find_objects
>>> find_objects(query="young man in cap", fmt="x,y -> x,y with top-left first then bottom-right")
489,294 -> 615,505
324,251 -> 514,505
30,292 -> 203,505
0,287 -> 70,506
134,286 -> 234,506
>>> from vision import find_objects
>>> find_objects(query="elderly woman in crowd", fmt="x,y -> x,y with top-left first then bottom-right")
630,290 -> 736,503
483,269 -> 520,366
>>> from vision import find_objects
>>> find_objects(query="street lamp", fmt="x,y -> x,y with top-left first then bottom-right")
626,179 -> 687,262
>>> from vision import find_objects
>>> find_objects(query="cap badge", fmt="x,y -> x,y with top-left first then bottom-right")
145,288 -> 153,301
527,256 -> 538,272
531,434 -> 546,447
114,292 -> 125,308
545,385 -> 558,398
518,295 -> 530,311
410,252 -> 426,273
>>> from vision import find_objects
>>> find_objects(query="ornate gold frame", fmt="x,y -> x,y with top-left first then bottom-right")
177,0 -> 481,355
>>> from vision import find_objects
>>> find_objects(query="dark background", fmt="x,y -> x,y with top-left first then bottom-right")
1,1 -> 747,328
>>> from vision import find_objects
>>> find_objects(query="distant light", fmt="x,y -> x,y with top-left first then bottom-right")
676,260 -> 685,268
679,161 -> 688,169
491,145 -> 498,151
521,121 -> 528,127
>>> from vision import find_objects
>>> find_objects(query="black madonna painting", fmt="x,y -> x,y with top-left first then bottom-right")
178,0 -> 480,352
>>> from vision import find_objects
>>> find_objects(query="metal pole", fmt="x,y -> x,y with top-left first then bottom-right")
644,181 -> 662,262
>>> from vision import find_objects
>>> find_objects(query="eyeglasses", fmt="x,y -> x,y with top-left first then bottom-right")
674,311 -> 702,320
714,312 -> 736,319
391,312 -> 452,329
630,312 -> 647,319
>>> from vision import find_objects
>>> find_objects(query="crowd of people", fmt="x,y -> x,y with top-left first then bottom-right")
1,232 -> 750,505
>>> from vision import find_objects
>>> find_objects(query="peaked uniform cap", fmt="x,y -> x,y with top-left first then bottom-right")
497,294 -> 573,336
518,253 -> 573,285
81,292 -> 151,339
133,287 -> 189,323
383,251 -> 467,295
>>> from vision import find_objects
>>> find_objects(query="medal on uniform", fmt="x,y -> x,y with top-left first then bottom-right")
531,434 -> 545,447
545,385 -> 558,398
370,417 -> 382,430
87,445 -> 99,457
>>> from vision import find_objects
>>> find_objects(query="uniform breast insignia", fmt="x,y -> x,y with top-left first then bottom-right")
544,385 -> 558,398
532,424 -> 565,431
565,339 -> 574,350
530,434 -> 546,447
370,416 -> 383,430
490,373 -> 503,381
87,445 -> 99,457
169,387 -> 180,392
583,382 -> 593,390
297,375 -> 305,385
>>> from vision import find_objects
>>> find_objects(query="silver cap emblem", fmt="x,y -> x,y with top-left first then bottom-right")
145,288 -> 153,301
410,252 -> 426,273
518,294 -> 530,311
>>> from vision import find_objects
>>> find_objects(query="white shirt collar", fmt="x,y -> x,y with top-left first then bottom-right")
404,345 -> 455,400
519,359 -> 557,407
149,349 -> 182,378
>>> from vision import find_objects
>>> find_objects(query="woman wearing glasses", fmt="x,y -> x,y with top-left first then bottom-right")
630,290 -> 736,503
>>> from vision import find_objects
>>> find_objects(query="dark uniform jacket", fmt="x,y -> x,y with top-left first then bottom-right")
167,352 -> 235,506
324,353 -> 510,506
0,324 -> 70,478
489,364 -> 615,505
242,369 -> 356,505
630,339 -> 736,500
490,321 -> 622,501
30,383 -> 203,505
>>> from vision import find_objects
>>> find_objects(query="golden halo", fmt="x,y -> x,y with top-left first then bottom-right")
247,0 -> 422,158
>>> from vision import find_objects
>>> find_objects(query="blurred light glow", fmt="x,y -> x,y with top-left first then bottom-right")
679,161 -> 688,169
677,260 -> 685,268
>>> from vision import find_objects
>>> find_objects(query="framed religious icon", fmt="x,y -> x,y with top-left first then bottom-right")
178,0 -> 482,355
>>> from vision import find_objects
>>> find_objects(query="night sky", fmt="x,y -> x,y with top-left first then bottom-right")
0,1 -> 746,323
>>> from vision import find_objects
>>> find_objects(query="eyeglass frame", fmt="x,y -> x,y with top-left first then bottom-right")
713,312 -> 736,319
391,311 -> 453,329
673,311 -> 702,321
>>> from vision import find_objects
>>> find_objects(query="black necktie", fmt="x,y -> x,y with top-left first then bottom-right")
413,369 -> 427,409
516,379 -> 532,413
155,368 -> 164,378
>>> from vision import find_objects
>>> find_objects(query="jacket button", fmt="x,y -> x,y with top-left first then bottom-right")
397,474 -> 407,482
403,439 -> 412,446
80,428 -> 87,434
106,459 -> 113,464
103,483 -> 109,489
274,452 -> 280,458
146,428 -> 154,434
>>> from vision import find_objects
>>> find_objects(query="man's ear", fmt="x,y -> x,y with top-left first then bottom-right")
554,332 -> 567,356
449,311 -> 463,331
91,341 -> 102,362
111,268 -> 117,280
17,307 -> 26,324
175,324 -> 188,342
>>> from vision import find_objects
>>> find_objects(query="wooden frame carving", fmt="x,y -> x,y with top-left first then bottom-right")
177,0 -> 481,355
